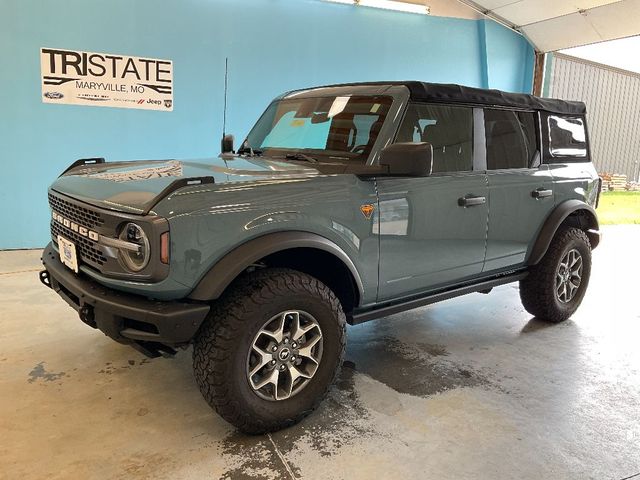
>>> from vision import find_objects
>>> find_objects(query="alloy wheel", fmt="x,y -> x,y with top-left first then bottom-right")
556,248 -> 583,303
246,310 -> 323,401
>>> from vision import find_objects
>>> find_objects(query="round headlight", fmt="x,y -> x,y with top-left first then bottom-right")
118,223 -> 150,272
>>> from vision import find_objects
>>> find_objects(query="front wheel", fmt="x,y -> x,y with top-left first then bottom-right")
193,268 -> 346,434
520,227 -> 592,323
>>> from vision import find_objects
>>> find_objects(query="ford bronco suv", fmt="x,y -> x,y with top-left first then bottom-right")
40,82 -> 601,434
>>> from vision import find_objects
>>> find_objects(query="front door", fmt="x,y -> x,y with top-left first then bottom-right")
377,103 -> 488,301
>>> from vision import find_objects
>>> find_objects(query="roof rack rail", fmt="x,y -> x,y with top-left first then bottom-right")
60,157 -> 106,176
141,176 -> 216,215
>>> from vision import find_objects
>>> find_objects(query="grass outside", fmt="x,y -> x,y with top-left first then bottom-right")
597,191 -> 640,225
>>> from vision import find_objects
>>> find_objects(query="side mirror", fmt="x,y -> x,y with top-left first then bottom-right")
379,142 -> 433,176
221,134 -> 235,153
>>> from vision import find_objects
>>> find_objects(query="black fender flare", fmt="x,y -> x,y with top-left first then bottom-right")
527,200 -> 600,266
188,231 -> 365,302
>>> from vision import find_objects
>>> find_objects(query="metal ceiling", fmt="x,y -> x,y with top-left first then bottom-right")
453,0 -> 640,52
338,0 -> 640,52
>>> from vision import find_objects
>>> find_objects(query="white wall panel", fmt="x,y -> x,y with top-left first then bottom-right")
547,53 -> 640,180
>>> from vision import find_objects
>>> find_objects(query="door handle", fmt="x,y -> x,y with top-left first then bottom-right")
531,188 -> 553,199
458,195 -> 486,207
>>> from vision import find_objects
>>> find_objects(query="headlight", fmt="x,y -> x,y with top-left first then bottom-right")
118,223 -> 150,272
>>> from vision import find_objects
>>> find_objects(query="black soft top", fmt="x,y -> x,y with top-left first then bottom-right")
312,81 -> 586,115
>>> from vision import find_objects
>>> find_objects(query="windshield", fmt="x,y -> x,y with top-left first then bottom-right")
244,95 -> 394,162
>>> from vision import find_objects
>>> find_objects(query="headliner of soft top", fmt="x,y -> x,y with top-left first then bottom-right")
304,81 -> 586,115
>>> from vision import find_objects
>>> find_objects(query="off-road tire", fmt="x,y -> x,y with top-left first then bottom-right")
193,268 -> 346,434
520,227 -> 591,323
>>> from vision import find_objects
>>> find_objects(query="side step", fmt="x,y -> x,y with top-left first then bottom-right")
349,271 -> 528,325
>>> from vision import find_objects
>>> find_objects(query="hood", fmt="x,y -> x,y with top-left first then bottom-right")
50,156 -> 321,214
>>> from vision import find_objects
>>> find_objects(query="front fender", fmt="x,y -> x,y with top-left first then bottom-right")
187,231 -> 365,302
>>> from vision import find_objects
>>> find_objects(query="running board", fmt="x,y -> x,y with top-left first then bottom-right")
349,271 -> 528,325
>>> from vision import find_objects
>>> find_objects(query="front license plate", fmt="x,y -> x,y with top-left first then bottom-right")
58,235 -> 78,273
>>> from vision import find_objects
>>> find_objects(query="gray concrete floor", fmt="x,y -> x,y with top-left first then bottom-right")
1,226 -> 639,480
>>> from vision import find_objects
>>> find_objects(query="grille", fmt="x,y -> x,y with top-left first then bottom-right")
51,220 -> 107,267
48,192 -> 104,229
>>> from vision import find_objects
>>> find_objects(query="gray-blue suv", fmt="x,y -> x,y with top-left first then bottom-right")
40,82 -> 601,433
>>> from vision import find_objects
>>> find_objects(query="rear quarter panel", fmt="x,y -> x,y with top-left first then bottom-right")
547,162 -> 600,207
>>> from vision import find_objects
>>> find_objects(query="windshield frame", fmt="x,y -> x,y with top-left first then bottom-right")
240,85 -> 410,166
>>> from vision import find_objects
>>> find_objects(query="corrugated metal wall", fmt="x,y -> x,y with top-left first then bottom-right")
545,53 -> 640,181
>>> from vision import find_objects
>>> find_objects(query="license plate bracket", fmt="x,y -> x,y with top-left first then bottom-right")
58,235 -> 79,273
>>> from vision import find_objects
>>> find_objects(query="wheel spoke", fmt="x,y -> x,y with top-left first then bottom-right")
297,334 -> 322,361
570,252 -> 580,269
291,318 -> 317,343
249,346 -> 273,377
251,366 -> 279,391
257,312 -> 287,343
289,365 -> 312,382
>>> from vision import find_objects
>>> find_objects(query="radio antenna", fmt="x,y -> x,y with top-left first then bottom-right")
222,57 -> 228,137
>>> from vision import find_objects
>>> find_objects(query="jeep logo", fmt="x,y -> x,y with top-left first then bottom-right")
147,99 -> 161,105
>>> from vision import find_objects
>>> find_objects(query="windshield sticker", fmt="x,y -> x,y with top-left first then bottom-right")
41,47 -> 173,111
290,119 -> 306,127
79,161 -> 183,182
370,103 -> 381,113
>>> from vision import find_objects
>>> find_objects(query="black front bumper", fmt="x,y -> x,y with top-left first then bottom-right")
41,243 -> 210,355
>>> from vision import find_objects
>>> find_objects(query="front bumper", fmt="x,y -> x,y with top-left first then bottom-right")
41,243 -> 210,355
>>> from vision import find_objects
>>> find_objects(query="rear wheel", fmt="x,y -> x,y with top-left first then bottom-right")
193,268 -> 346,434
520,227 -> 592,323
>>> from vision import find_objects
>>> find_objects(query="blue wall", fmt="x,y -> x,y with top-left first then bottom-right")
480,20 -> 535,92
0,0 -> 534,249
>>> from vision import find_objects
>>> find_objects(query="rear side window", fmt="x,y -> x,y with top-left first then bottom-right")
484,109 -> 538,169
396,103 -> 473,173
547,116 -> 587,157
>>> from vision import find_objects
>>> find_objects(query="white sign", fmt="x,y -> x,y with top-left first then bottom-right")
40,47 -> 173,111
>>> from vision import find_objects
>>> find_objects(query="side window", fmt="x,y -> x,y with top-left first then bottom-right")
484,109 -> 538,169
547,115 -> 587,157
396,104 -> 473,173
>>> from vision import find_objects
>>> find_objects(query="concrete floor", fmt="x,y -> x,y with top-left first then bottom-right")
1,226 -> 639,480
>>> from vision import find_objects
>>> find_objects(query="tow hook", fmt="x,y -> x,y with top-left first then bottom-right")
79,305 -> 97,328
39,270 -> 52,289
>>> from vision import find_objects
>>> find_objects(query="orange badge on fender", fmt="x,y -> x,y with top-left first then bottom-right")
360,204 -> 375,220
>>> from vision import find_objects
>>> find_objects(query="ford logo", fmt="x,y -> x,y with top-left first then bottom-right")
44,91 -> 64,100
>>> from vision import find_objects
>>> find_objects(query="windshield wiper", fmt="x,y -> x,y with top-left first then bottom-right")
284,153 -> 318,163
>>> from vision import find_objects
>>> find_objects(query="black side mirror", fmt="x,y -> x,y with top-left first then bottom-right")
221,134 -> 235,153
379,142 -> 433,176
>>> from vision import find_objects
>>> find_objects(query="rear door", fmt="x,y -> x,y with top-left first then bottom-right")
376,103 -> 489,301
482,109 -> 555,272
